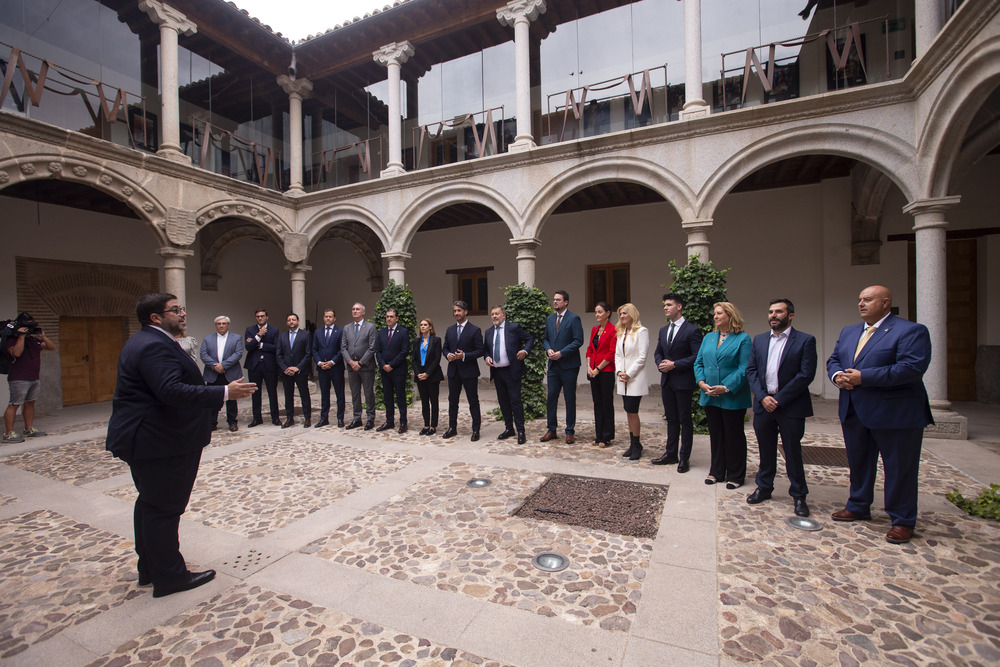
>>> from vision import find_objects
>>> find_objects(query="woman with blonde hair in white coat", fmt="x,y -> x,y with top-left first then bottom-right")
615,303 -> 649,461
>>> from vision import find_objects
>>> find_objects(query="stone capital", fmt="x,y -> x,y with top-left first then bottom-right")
903,195 -> 961,230
681,218 -> 713,232
276,75 -> 314,100
155,246 -> 195,260
510,237 -> 541,250
283,262 -> 312,275
497,0 -> 547,27
139,0 -> 197,36
381,251 -> 412,262
373,41 -> 415,68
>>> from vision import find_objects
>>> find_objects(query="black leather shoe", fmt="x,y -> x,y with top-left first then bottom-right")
517,432 -> 526,444
677,459 -> 690,473
137,573 -> 151,587
271,419 -> 282,426
746,488 -> 772,504
364,420 -> 374,431
345,420 -> 362,430
651,453 -> 679,465
497,429 -> 515,440
376,422 -> 395,432
442,428 -> 457,438
426,427 -> 436,436
314,420 -> 330,427
338,420 -> 345,428
281,419 -> 294,429
398,423 -> 408,434
470,431 -> 480,442
419,427 -> 430,435
794,497 -> 810,517
152,570 -> 216,598
248,420 -> 263,428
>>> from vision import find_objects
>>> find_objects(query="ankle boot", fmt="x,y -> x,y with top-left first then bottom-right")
629,434 -> 643,461
621,434 -> 636,458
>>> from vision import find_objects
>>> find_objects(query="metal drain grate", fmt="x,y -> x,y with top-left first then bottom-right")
789,445 -> 851,467
514,474 -> 667,539
216,545 -> 284,580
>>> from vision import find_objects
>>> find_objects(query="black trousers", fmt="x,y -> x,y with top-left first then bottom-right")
493,366 -> 525,433
282,371 -> 311,420
661,385 -> 695,459
416,380 -> 440,427
248,366 -> 279,422
129,450 -> 202,585
317,366 -> 345,422
753,409 -> 808,497
448,374 -> 481,431
705,405 -> 747,484
210,375 -> 238,426
589,371 -> 616,443
381,371 -> 408,424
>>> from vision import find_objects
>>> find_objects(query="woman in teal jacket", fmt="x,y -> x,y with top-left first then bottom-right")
694,302 -> 752,489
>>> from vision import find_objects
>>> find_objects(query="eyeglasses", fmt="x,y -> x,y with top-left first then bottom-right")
160,306 -> 186,315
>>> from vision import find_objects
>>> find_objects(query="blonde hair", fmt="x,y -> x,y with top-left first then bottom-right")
615,303 -> 643,338
712,302 -> 745,334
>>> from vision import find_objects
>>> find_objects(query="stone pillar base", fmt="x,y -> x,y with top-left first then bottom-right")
679,104 -> 710,121
508,138 -> 536,153
157,147 -> 192,164
381,165 -> 406,178
283,186 -> 307,198
925,409 -> 968,440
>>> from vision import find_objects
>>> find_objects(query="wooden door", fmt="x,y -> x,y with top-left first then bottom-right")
59,317 -> 125,405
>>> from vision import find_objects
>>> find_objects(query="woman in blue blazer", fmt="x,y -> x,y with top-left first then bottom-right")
694,302 -> 752,488
412,317 -> 443,435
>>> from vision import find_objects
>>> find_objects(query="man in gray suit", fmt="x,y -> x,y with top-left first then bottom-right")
199,315 -> 244,432
341,302 -> 377,430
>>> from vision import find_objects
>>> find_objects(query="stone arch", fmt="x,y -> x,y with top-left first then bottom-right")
520,156 -> 696,240
0,153 -> 168,245
697,124 -> 918,221
196,218 -> 285,291
301,203 -> 390,252
918,35 -> 1000,198
392,182 -> 521,254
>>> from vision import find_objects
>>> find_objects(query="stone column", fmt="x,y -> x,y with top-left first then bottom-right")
915,0 -> 946,58
679,0 -> 710,120
285,263 -> 312,322
682,219 -> 712,262
510,237 -> 541,287
277,75 -> 314,196
382,252 -> 411,285
156,247 -> 194,307
497,0 -> 546,152
139,0 -> 197,163
373,42 -> 415,178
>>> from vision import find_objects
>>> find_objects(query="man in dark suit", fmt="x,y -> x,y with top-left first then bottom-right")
745,299 -> 817,517
485,305 -> 534,445
375,308 -> 410,433
827,285 -> 933,545
651,293 -> 703,472
443,300 -> 484,441
312,309 -> 345,427
244,309 -> 281,427
542,290 -> 584,444
341,302 -> 378,430
106,293 -> 255,598
276,312 -> 312,428
199,315 -> 244,432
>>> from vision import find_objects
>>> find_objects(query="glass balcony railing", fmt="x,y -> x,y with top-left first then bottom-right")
408,107 -> 511,170
306,137 -> 383,192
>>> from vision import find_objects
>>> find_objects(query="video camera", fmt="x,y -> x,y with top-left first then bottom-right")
5,312 -> 42,336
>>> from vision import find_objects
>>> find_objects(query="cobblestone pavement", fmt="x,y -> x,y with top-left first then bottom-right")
0,399 -> 998,666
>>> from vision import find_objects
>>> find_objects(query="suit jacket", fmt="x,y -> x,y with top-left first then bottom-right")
106,326 -> 224,462
484,321 -> 534,380
312,324 -> 345,370
653,319 -> 703,390
443,321 -> 484,379
412,335 -> 444,383
244,324 -> 279,372
543,310 -> 584,370
586,323 -> 617,374
376,325 -> 410,377
200,332 -> 244,383
694,331 -> 752,409
277,328 -> 312,373
614,326 -> 649,396
826,313 -> 933,429
746,327 -> 817,418
341,320 -> 377,371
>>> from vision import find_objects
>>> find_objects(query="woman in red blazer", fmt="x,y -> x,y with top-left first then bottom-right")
586,302 -> 617,447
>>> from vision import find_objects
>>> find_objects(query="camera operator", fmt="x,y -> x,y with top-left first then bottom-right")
4,313 -> 56,443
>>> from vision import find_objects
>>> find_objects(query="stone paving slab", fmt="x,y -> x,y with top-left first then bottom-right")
106,439 -> 417,538
0,509 -> 142,659
0,491 -> 16,507
304,462 -> 651,632
85,583 -> 511,667
2,438 -> 127,486
483,421 -> 670,466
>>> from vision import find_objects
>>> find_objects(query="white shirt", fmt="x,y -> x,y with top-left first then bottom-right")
765,327 -> 791,394
216,332 -> 229,365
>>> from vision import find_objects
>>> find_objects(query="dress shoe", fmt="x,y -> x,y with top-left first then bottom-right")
470,431 -> 480,442
651,453 -> 679,466
831,508 -> 872,522
364,420 -> 375,430
314,419 -> 330,427
442,428 -> 457,438
677,459 -> 690,473
885,525 -> 914,544
497,428 -> 515,440
152,570 -> 216,598
376,422 -> 395,432
248,420 -> 263,428
746,488 -> 772,504
517,432 -> 526,444
271,419 -> 282,426
398,423 -> 408,434
281,419 -> 294,429
794,497 -> 810,517
704,476 -> 717,485
338,419 -> 345,427
725,481 -> 743,490
540,431 -> 557,442
228,424 -> 238,432
137,572 -> 151,587
426,427 -> 436,436
419,427 -> 430,436
303,419 -> 311,428
565,434 -> 575,444
210,425 -> 218,432
345,420 -> 362,429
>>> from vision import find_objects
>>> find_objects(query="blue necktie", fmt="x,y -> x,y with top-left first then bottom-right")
494,325 -> 502,361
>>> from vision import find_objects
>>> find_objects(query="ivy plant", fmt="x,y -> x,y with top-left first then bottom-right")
372,279 -> 418,409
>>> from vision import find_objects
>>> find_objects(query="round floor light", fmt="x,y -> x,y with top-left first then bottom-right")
532,552 -> 570,572
786,515 -> 822,531
466,478 -> 492,488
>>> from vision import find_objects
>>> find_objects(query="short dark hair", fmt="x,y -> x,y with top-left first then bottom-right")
137,293 -> 176,325
662,293 -> 685,307
595,301 -> 611,313
323,309 -> 335,316
385,308 -> 398,317
554,290 -> 569,302
255,309 -> 268,316
453,300 -> 469,311
490,305 -> 505,314
769,298 -> 794,314
287,312 -> 299,320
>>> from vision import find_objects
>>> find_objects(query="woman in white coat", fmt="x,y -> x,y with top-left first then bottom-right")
614,303 -> 649,461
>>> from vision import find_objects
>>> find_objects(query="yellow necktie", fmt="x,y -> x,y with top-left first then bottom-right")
854,325 -> 875,361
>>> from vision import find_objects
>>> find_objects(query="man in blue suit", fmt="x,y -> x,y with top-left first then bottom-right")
542,290 -> 584,444
199,315 -> 244,432
244,309 -> 281,427
312,309 -> 345,428
443,300 -> 484,441
277,312 -> 312,428
485,305 -> 534,445
106,293 -> 255,597
652,293 -> 703,472
745,299 -> 817,517
827,285 -> 933,544
375,308 -> 410,433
